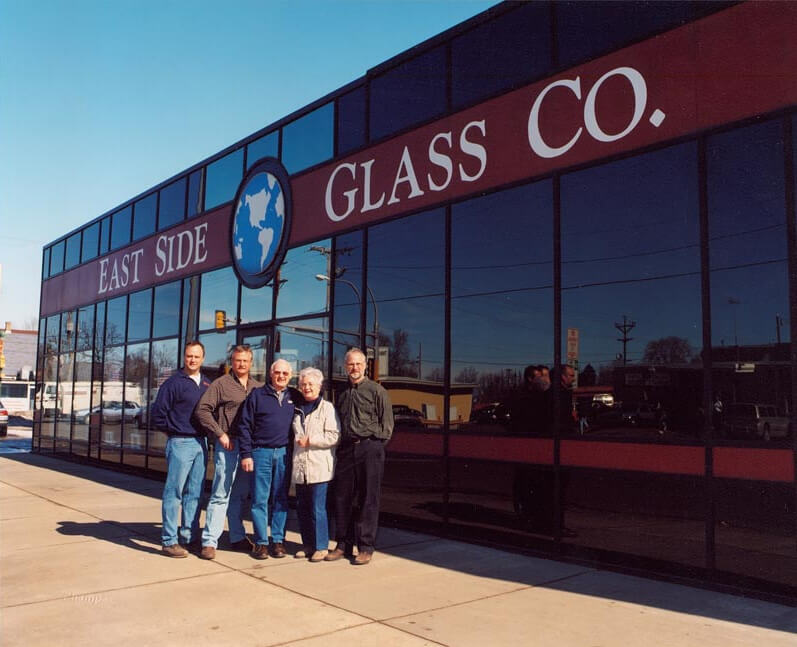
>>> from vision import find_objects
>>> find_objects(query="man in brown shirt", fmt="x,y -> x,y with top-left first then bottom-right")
194,345 -> 264,559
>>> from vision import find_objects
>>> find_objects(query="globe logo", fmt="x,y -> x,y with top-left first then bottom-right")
230,158 -> 292,288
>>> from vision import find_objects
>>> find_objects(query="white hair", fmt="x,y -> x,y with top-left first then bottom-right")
298,367 -> 324,386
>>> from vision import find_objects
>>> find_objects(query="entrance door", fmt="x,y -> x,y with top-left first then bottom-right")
237,327 -> 272,384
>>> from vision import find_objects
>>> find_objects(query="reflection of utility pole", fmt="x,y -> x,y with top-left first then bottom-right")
614,315 -> 636,367
775,314 -> 783,345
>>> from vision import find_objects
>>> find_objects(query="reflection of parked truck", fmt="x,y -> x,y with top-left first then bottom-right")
0,381 -> 35,412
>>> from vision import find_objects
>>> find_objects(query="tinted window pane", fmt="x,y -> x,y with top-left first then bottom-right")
45,313 -> 60,355
133,193 -> 157,241
205,149 -> 243,210
158,178 -> 186,231
153,281 -> 181,338
199,266 -> 238,332
94,302 -> 106,355
282,103 -> 334,174
240,284 -> 273,324
123,341 -> 149,467
275,318 -> 327,385
556,1 -> 696,69
187,169 -> 203,218
562,143 -> 701,438
50,241 -> 65,275
105,295 -> 127,346
247,131 -> 279,168
101,345 -> 123,463
99,216 -> 111,255
452,3 -> 552,110
181,276 -> 200,348
127,288 -> 152,342
60,310 -> 78,353
65,232 -> 81,270
110,206 -> 132,251
368,209 -> 445,382
76,304 -> 95,352
452,182 -> 553,435
198,329 -> 235,382
370,46 -> 447,142
147,337 -> 179,470
275,242 -> 330,319
337,86 -> 366,156
55,352 -> 73,452
331,232 -> 363,378
42,247 -> 50,279
81,222 -> 100,262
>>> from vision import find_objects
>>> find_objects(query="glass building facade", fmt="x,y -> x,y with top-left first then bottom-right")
34,2 -> 796,599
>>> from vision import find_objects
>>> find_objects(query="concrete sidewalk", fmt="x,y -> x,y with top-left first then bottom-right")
1,451 -> 795,647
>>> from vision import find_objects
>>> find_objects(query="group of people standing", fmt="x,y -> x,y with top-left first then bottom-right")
150,343 -> 393,566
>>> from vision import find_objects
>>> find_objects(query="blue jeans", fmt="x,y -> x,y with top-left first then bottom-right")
201,439 -> 252,547
296,482 -> 330,552
251,446 -> 288,545
161,436 -> 207,546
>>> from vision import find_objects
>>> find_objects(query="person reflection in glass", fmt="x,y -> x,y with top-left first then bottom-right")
510,365 -> 552,434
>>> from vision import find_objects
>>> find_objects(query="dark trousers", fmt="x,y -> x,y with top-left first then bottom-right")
332,437 -> 385,553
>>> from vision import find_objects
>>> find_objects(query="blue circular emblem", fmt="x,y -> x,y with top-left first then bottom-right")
230,157 -> 292,288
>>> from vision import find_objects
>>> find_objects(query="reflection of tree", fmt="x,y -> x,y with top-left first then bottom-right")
125,351 -> 150,384
455,366 -> 478,384
579,363 -> 596,386
387,329 -> 418,378
643,336 -> 694,364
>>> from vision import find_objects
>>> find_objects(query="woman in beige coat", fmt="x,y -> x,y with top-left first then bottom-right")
292,367 -> 340,561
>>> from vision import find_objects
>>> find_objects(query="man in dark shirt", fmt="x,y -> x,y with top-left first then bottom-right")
327,348 -> 394,565
151,340 -> 211,558
238,358 -> 296,559
194,345 -> 264,560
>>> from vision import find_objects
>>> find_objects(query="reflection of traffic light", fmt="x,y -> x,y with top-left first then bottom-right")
215,310 -> 226,330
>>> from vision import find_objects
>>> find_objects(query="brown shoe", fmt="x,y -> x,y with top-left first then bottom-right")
162,544 -> 188,558
309,550 -> 328,562
251,544 -> 269,560
270,542 -> 287,558
353,551 -> 373,566
324,546 -> 345,561
199,545 -> 216,560
229,537 -> 254,552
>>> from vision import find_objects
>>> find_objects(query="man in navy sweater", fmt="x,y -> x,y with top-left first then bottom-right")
238,358 -> 297,559
151,340 -> 211,558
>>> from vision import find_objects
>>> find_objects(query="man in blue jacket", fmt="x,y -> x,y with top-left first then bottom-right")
238,358 -> 297,559
151,340 -> 211,558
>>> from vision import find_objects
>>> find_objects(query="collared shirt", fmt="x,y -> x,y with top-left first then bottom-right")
337,377 -> 394,441
193,371 -> 264,438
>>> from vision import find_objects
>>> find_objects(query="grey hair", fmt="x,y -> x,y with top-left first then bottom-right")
298,367 -> 324,386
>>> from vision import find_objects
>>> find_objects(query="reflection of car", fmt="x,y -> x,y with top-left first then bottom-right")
392,404 -> 424,427
470,402 -> 511,425
596,403 -> 662,429
0,400 -> 8,437
74,401 -> 142,425
724,403 -> 790,442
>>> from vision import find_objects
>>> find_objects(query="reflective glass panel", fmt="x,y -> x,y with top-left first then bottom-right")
369,46 -> 446,142
452,2 -> 552,110
247,131 -> 279,168
105,296 -> 127,346
99,216 -> 111,255
55,352 -> 74,453
133,193 -> 157,241
282,103 -> 334,174
187,169 -> 203,218
275,242 -> 330,319
331,232 -> 362,380
123,342 -> 149,468
181,276 -> 200,349
45,314 -> 60,355
158,178 -> 186,231
76,304 -> 95,352
65,232 -> 81,270
452,181 -> 554,435
110,206 -> 132,251
198,330 -> 235,382
275,318 -> 328,386
337,86 -> 366,156
42,248 -> 50,279
147,338 -> 180,472
101,345 -> 124,463
72,349 -> 93,455
199,266 -> 238,332
240,284 -> 273,324
81,222 -> 100,262
127,288 -> 152,342
153,281 -> 181,339
60,310 -> 78,353
205,149 -> 243,210
50,241 -> 64,275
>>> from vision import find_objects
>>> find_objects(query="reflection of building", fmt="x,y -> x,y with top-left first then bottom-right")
0,328 -> 37,380
31,3 -> 797,599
